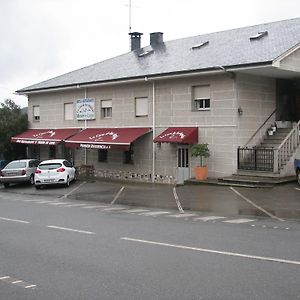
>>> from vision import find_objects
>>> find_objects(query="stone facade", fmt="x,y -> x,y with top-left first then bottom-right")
27,72 -> 277,183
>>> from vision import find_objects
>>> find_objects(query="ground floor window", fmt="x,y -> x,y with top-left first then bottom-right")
49,146 -> 56,158
123,149 -> 134,164
98,149 -> 108,162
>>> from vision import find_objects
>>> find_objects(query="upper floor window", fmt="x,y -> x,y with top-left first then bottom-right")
135,97 -> 148,117
33,105 -> 40,122
192,85 -> 211,111
64,103 -> 74,120
101,100 -> 112,118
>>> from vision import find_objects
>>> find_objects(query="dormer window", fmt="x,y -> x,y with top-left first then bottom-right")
250,31 -> 268,40
191,41 -> 209,50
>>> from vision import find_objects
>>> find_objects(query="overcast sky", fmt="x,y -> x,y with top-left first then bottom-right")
1,0 -> 300,108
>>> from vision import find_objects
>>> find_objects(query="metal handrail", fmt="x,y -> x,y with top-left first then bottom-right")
244,109 -> 277,147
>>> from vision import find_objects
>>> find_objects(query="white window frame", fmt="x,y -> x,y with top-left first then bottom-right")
193,85 -> 211,111
64,103 -> 74,120
101,100 -> 112,119
135,97 -> 148,117
33,105 -> 40,122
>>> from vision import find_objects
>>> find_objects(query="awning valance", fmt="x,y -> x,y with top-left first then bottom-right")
65,127 -> 151,150
11,128 -> 80,145
153,127 -> 198,144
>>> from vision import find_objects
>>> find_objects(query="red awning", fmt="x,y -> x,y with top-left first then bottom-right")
65,127 -> 151,150
11,128 -> 80,145
153,127 -> 198,144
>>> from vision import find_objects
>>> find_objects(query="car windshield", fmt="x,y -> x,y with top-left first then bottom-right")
38,163 -> 62,170
6,161 -> 26,169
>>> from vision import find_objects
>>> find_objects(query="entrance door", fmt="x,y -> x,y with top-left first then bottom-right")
177,145 -> 190,184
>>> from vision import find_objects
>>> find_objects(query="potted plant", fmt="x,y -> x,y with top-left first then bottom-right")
191,143 -> 210,180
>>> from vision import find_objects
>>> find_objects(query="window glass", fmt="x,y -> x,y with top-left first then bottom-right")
101,100 -> 112,118
135,97 -> 148,117
6,162 -> 26,169
38,163 -> 62,170
193,85 -> 210,110
33,106 -> 40,121
123,150 -> 134,164
98,149 -> 108,162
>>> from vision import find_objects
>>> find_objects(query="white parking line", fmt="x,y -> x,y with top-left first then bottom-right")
121,237 -> 300,266
47,202 -> 72,206
61,181 -> 87,198
223,218 -> 256,224
25,285 -> 37,289
123,209 -> 150,213
47,225 -> 95,235
173,187 -> 184,213
102,207 -> 127,211
110,186 -> 125,205
139,211 -> 170,216
168,213 -> 197,218
62,204 -> 88,207
0,216 -> 30,224
230,187 -> 284,222
82,205 -> 109,209
295,187 -> 300,192
193,216 -> 226,222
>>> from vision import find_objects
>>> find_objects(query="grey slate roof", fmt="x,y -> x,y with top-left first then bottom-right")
19,17 -> 300,93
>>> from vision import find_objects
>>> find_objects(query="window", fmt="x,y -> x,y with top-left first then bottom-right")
49,146 -> 56,158
64,103 -> 74,120
135,97 -> 148,117
101,100 -> 112,118
33,106 -> 40,121
123,150 -> 134,164
193,85 -> 210,111
98,149 -> 108,162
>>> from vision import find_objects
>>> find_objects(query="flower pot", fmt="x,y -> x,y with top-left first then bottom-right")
194,166 -> 208,180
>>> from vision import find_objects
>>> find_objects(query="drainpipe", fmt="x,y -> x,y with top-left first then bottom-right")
152,80 -> 156,183
84,88 -> 88,165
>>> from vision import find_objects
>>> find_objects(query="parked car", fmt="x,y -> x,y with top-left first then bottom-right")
0,159 -> 40,188
0,160 -> 8,170
35,159 -> 76,189
294,149 -> 300,185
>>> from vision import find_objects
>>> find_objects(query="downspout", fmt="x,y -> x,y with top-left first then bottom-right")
152,81 -> 156,183
84,88 -> 88,165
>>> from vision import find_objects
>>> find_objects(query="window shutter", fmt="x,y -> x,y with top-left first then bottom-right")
64,103 -> 74,120
33,106 -> 40,116
135,97 -> 148,116
101,100 -> 112,108
194,85 -> 210,99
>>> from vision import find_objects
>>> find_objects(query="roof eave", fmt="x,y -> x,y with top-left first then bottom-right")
17,61 -> 273,95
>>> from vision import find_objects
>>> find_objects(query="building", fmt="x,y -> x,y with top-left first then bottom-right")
14,18 -> 300,184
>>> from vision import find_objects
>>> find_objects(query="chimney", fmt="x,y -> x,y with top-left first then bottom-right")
129,32 -> 143,51
150,32 -> 164,46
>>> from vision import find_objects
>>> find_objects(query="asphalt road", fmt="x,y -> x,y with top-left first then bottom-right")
0,190 -> 300,300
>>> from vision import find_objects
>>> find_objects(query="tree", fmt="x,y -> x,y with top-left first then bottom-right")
0,99 -> 28,160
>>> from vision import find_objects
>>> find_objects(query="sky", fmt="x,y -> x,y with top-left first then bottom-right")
1,0 -> 300,108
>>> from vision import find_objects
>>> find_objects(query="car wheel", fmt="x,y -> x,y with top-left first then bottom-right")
30,174 -> 35,185
65,176 -> 70,187
4,183 -> 9,188
74,172 -> 77,182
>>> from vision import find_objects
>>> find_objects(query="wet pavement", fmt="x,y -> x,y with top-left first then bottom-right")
0,179 -> 300,221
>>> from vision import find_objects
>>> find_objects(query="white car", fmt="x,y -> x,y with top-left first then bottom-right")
35,159 -> 76,189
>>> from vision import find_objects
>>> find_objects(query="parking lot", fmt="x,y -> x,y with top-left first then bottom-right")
1,179 -> 299,221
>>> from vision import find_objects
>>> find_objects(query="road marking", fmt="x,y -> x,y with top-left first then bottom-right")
12,280 -> 22,284
139,211 -> 170,216
110,186 -> 125,205
0,276 -> 10,280
121,237 -> 300,266
61,181 -> 87,198
123,209 -> 150,213
224,218 -> 256,224
47,225 -> 95,235
193,216 -> 226,222
295,188 -> 300,192
82,205 -> 109,209
63,203 -> 88,207
47,202 -> 72,206
0,216 -> 30,224
173,187 -> 184,213
230,187 -> 284,222
168,213 -> 197,218
25,285 -> 37,289
102,207 -> 127,211
35,201 -> 53,204
23,199 -> 38,202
